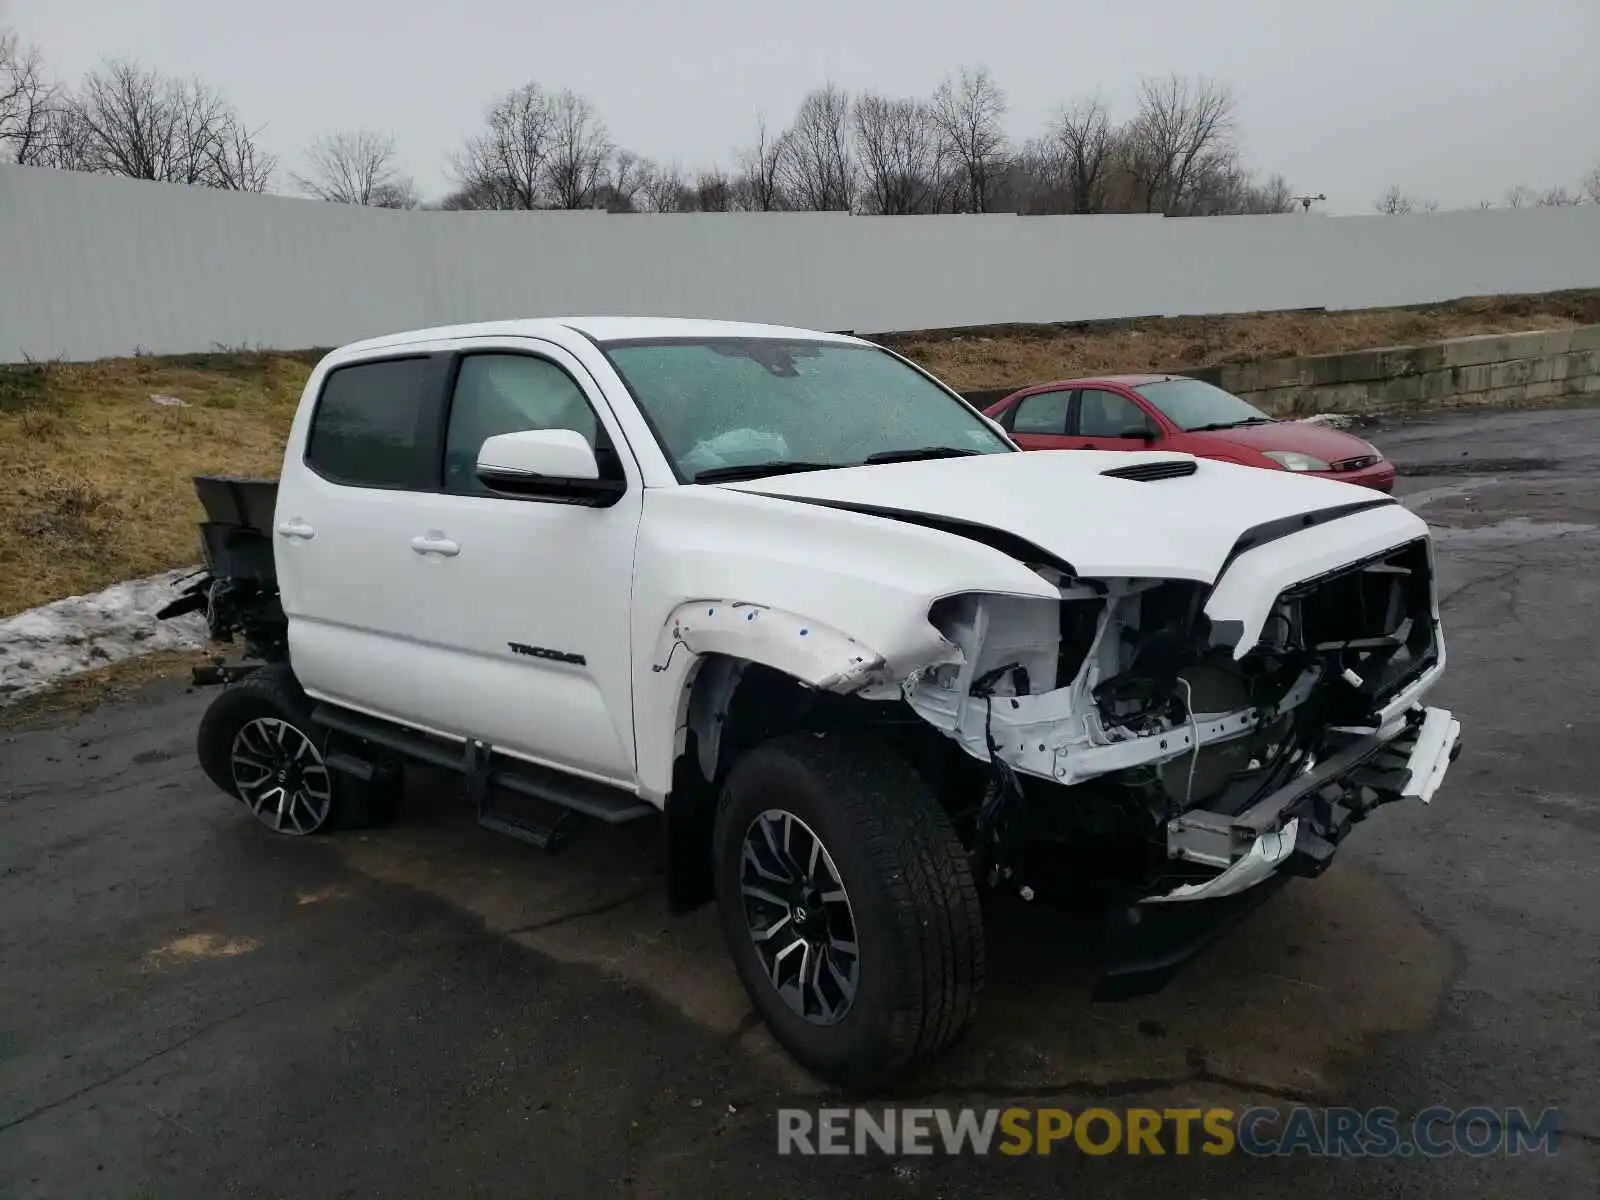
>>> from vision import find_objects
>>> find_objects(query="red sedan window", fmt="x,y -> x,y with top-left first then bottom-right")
1076,389 -> 1153,438
1011,389 -> 1071,434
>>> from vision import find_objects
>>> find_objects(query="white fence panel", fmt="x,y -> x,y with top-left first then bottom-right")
4,162 -> 1600,362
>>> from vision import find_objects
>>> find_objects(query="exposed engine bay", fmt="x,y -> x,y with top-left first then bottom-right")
899,538 -> 1444,902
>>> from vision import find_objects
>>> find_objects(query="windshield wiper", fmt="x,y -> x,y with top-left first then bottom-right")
1186,417 -> 1275,432
693,460 -> 844,484
862,446 -> 982,465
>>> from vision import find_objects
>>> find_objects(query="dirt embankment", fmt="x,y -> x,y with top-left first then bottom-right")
4,290 -> 1600,617
878,290 -> 1600,392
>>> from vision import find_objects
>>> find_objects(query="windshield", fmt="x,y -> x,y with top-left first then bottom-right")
599,338 -> 1013,481
1133,378 -> 1273,431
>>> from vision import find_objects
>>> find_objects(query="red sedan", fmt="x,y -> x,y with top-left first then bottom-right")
983,374 -> 1396,493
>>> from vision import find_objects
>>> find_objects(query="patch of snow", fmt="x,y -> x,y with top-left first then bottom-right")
0,567 -> 204,704
1296,412 -> 1356,430
150,393 -> 189,407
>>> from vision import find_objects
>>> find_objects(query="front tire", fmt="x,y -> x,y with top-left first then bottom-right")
712,729 -> 985,1089
196,665 -> 398,834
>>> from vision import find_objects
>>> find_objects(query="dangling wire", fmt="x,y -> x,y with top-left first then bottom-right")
1177,675 -> 1202,807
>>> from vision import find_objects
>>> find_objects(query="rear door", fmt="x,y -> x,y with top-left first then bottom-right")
1003,387 -> 1074,450
1071,387 -> 1161,452
273,351 -> 457,733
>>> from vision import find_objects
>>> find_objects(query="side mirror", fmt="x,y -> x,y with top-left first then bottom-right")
475,429 -> 625,506
1120,426 -> 1158,442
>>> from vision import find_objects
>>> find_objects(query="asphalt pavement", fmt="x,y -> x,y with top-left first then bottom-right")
3,404 -> 1598,1198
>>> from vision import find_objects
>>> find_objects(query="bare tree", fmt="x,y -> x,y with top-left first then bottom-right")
1584,165 -> 1600,206
1536,184 -> 1580,207
780,84 -> 855,211
1124,73 -> 1237,214
1242,171 -> 1296,214
852,92 -> 939,214
1,26 -> 57,164
1036,96 -> 1114,213
638,161 -> 689,212
1374,186 -> 1414,215
1503,184 -> 1533,209
690,167 -> 734,212
437,178 -> 506,210
544,89 -> 613,209
210,118 -> 275,193
291,130 -> 416,207
1374,186 -> 1437,215
734,116 -> 787,211
930,67 -> 1008,213
601,149 -> 648,212
52,58 -> 275,189
448,83 -> 556,209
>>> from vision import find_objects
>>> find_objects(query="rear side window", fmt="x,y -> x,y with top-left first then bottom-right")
305,357 -> 438,488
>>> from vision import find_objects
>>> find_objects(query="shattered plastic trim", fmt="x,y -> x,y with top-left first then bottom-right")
653,600 -> 902,693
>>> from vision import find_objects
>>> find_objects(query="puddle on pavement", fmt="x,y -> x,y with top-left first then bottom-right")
1393,456 -> 1557,477
142,931 -> 262,970
334,775 -> 1455,1103
1432,518 -> 1596,545
1403,471 -> 1600,538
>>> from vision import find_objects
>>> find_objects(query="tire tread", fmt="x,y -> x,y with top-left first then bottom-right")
716,728 -> 984,1087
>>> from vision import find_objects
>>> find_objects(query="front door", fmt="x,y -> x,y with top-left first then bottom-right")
1006,387 -> 1074,449
1071,387 -> 1160,452
396,340 -> 645,783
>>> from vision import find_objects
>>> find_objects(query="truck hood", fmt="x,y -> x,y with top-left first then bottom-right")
721,449 -> 1398,582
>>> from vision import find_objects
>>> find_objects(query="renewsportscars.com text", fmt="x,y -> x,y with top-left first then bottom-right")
776,1106 -> 1563,1158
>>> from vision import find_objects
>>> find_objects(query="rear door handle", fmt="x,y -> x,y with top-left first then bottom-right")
277,520 -> 315,540
411,534 -> 461,557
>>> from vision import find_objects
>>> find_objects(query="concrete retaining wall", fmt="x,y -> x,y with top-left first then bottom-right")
1184,325 -> 1600,418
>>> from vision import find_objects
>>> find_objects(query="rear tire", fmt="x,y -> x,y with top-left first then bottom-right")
712,729 -> 985,1089
196,665 -> 400,833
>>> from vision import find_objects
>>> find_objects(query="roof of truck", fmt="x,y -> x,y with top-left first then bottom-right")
335,316 -> 863,356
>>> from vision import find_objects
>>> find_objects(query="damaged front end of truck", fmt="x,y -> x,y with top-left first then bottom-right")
893,522 -> 1462,998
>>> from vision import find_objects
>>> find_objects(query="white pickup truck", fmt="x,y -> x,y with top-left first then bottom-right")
160,316 -> 1462,1088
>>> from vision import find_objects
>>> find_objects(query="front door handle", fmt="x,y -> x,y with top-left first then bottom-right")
277,519 -> 315,540
1079,442 -> 1096,449
411,534 -> 461,557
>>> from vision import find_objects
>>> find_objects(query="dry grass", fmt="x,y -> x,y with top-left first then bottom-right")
885,290 -> 1600,391
0,349 -> 319,616
3,289 -> 1599,619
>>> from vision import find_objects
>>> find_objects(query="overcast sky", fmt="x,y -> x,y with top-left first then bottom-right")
7,0 -> 1597,214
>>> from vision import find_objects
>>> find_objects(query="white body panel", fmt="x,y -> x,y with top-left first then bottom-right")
723,449 -> 1392,582
270,316 -> 1451,836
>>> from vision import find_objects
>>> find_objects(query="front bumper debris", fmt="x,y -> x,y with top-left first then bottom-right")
1091,704 -> 1462,1000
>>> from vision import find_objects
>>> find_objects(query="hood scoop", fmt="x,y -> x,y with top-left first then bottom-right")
1099,459 -> 1199,482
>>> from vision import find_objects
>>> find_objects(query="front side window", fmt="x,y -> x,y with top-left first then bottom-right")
305,356 -> 439,488
599,338 -> 1013,481
443,354 -> 599,495
1132,378 -> 1273,432
1076,389 -> 1154,438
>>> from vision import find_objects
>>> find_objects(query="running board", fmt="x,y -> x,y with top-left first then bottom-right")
311,703 -> 656,851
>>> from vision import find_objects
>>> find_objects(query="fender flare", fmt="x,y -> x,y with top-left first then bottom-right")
637,598 -> 959,800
